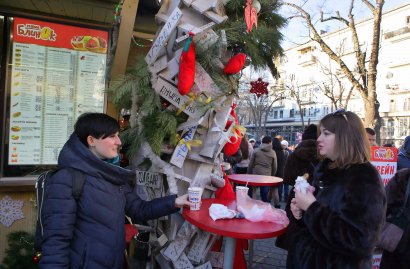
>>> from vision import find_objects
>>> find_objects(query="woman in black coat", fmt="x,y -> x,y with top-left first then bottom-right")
39,113 -> 192,269
287,110 -> 386,269
380,168 -> 410,269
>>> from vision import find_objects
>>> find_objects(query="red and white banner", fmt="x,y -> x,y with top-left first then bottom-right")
370,146 -> 398,186
13,17 -> 108,53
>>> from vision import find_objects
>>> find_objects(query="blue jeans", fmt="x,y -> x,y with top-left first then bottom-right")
278,184 -> 289,201
260,186 -> 270,202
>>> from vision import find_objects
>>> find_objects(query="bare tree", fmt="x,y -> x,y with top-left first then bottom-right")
237,84 -> 284,139
282,0 -> 384,140
315,58 -> 355,110
285,74 -> 312,128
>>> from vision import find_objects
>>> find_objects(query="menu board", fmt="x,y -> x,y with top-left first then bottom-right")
8,18 -> 108,165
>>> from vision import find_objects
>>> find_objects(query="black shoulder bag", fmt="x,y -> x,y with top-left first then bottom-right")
378,176 -> 410,253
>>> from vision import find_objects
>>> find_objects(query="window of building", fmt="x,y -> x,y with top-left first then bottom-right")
280,110 -> 283,118
404,98 -> 410,111
274,111 -> 278,119
290,109 -> 295,118
386,118 -> 395,137
399,118 -> 409,137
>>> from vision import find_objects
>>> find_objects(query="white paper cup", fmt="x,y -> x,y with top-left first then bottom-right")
236,186 -> 249,195
188,187 -> 203,210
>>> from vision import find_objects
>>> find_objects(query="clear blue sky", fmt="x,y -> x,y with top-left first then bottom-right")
280,0 -> 408,49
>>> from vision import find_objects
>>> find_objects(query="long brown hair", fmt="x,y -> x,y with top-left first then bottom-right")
240,135 -> 250,160
319,110 -> 370,168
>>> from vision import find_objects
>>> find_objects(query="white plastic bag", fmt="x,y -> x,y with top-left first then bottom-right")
236,189 -> 289,226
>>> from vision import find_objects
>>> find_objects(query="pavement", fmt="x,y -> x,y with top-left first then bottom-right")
244,236 -> 287,269
226,199 -> 288,269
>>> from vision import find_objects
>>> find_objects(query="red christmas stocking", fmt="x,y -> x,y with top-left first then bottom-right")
178,33 -> 196,95
223,53 -> 246,75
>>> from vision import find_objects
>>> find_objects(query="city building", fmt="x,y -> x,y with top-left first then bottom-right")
246,3 -> 410,147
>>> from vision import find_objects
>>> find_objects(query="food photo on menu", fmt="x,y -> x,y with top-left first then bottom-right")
71,35 -> 107,53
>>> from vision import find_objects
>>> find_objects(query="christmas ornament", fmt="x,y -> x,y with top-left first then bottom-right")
251,0 -> 261,13
223,104 -> 245,156
33,252 -> 41,264
0,195 -> 24,227
244,0 -> 258,33
250,77 -> 269,97
177,32 -> 196,96
223,53 -> 246,75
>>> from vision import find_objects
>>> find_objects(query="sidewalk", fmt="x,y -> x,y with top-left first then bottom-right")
244,237 -> 287,269
243,200 -> 288,269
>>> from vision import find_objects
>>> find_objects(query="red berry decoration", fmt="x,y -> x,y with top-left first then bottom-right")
250,77 -> 269,97
177,33 -> 196,96
33,252 -> 41,264
223,53 -> 246,75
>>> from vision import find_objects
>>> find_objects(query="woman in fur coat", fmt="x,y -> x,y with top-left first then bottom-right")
287,110 -> 386,269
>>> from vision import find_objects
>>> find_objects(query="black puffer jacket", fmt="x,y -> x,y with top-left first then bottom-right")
286,160 -> 386,269
39,134 -> 178,269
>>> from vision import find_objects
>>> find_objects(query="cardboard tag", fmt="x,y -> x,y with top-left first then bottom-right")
207,251 -> 224,268
194,62 -> 220,95
191,0 -> 216,13
154,78 -> 204,118
194,261 -> 212,269
149,55 -> 168,74
187,231 -> 210,263
194,29 -> 219,51
204,10 -> 228,24
173,252 -> 194,269
170,125 -> 198,168
136,170 -> 162,189
146,8 -> 183,65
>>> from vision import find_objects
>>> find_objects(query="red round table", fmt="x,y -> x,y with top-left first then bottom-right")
227,174 -> 283,198
226,174 -> 283,267
182,198 -> 287,269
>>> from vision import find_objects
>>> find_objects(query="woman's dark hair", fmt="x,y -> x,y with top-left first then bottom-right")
272,138 -> 282,151
240,135 -> 250,160
74,113 -> 120,147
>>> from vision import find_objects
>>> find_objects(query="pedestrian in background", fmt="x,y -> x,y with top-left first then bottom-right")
247,136 -> 277,203
365,127 -> 378,146
398,136 -> 410,170
379,168 -> 410,269
39,113 -> 192,269
286,110 -> 386,269
235,135 -> 254,174
279,140 -> 291,202
270,137 -> 286,208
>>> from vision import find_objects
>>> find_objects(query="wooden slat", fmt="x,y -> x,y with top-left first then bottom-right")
77,3 -> 93,21
92,6 -> 108,23
46,0 -> 67,16
30,0 -> 52,13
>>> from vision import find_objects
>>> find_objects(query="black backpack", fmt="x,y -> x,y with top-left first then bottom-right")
34,167 -> 86,253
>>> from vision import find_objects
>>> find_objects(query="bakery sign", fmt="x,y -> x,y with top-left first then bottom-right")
370,146 -> 398,186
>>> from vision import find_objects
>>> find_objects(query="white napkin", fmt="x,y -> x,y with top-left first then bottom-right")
209,204 -> 236,221
295,176 -> 310,194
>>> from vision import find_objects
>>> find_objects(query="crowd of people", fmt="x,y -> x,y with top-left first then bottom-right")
40,110 -> 410,269
227,109 -> 410,269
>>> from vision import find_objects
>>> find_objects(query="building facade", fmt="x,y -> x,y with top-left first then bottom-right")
252,3 -> 410,147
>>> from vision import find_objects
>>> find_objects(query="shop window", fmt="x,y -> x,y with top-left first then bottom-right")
1,17 -> 108,178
